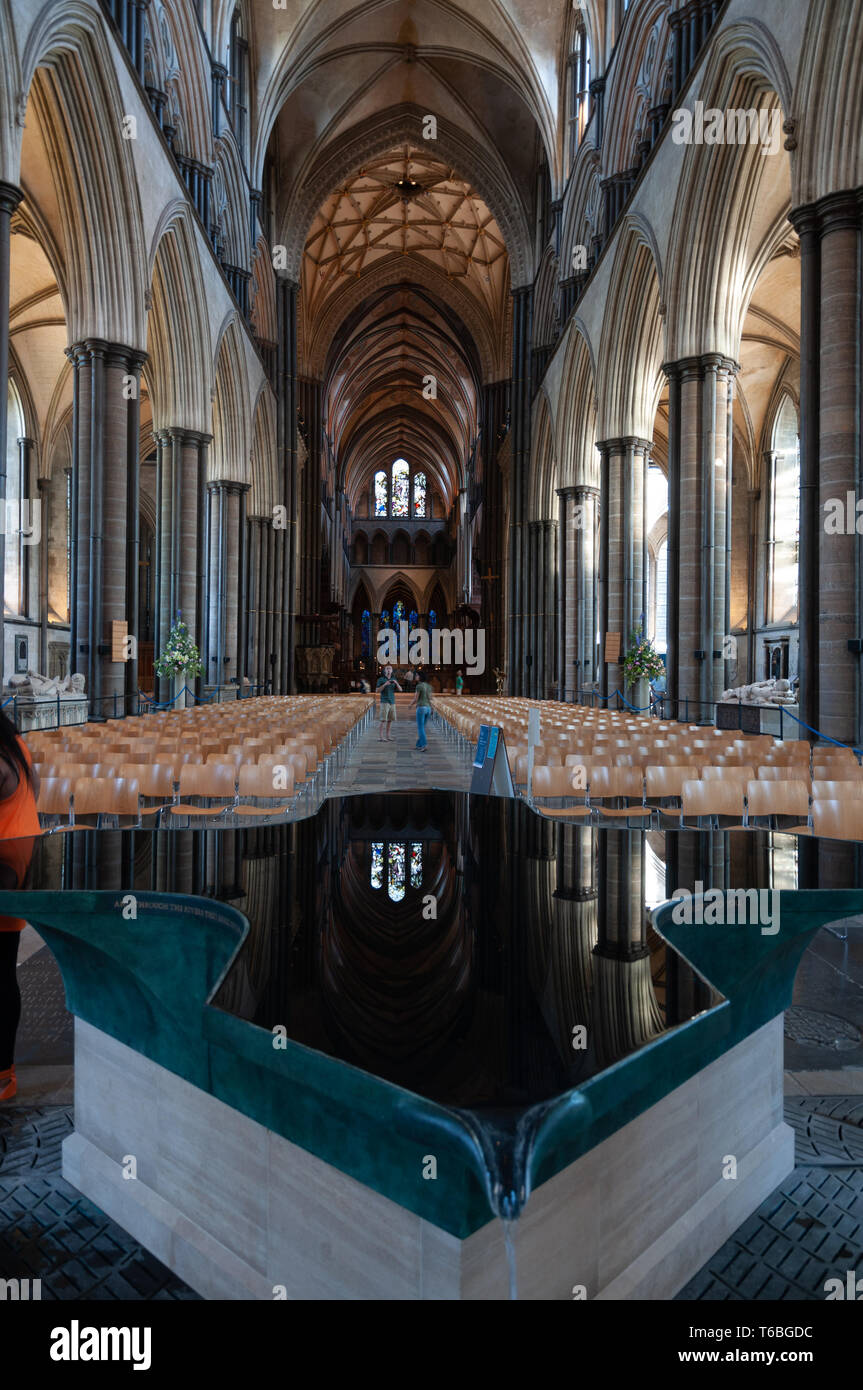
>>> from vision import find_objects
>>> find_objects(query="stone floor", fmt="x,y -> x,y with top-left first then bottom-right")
327,708 -> 475,795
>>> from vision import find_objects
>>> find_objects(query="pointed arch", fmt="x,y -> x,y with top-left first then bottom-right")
212,129 -> 250,269
20,1 -> 149,347
156,0 -> 215,166
665,25 -> 793,361
794,0 -> 863,204
145,203 -> 212,433
528,390 -> 556,521
249,385 -> 277,519
556,322 -> 599,491
277,106 -> 532,289
596,220 -> 664,440
211,316 -> 251,484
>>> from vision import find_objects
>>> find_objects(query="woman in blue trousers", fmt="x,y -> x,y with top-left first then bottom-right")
413,670 -> 433,749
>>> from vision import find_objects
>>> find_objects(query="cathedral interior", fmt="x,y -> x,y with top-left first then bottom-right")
1,0 -> 862,1319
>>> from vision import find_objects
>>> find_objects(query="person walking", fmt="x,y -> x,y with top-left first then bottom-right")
413,669 -> 433,750
455,670 -> 464,696
0,710 -> 41,1103
376,663 -> 401,741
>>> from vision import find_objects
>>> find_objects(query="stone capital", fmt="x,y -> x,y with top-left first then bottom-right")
0,181 -> 24,217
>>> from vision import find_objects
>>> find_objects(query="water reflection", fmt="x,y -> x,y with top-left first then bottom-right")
26,797 -> 863,1112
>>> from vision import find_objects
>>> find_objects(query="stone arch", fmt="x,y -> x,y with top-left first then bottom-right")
212,131 -> 249,269
249,385 -> 277,519
20,1 -> 149,347
596,221 -> 664,440
555,321 -> 599,491
277,106 -> 533,289
601,1 -> 674,181
665,25 -> 794,360
305,255 -> 501,383
0,1 -> 21,183
560,145 -> 603,279
528,389 -> 556,521
211,316 -> 251,484
145,203 -> 212,433
532,245 -> 560,351
155,0 -> 214,166
794,0 -> 863,204
250,235 -> 277,347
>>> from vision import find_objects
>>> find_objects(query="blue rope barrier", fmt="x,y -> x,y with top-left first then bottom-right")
573,688 -> 655,712
779,707 -> 863,758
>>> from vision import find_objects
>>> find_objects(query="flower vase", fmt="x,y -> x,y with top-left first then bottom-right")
173,674 -> 187,710
631,678 -> 650,713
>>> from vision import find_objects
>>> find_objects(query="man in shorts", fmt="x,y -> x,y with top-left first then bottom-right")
376,664 -> 401,741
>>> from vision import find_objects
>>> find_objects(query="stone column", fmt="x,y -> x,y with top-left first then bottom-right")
790,190 -> 863,744
37,476 -> 49,675
276,276 -> 299,694
17,437 -> 35,618
0,182 -> 23,676
524,520 -> 539,697
574,486 -> 599,699
68,340 -> 147,714
508,285 -> 533,693
223,486 -> 240,683
236,484 -> 250,688
663,354 -> 736,722
597,437 -> 650,701
543,519 -> 557,701
207,483 -> 228,687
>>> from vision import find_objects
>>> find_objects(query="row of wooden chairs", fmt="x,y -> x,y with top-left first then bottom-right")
37,761 -> 306,829
28,696 -> 374,828
527,764 -> 863,837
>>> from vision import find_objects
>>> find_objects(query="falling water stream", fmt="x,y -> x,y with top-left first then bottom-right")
500,1194 -> 519,1300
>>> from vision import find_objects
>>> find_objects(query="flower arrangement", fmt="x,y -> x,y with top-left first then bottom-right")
621,625 -> 665,685
154,615 -> 204,680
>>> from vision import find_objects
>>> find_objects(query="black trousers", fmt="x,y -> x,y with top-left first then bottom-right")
0,931 -> 21,1071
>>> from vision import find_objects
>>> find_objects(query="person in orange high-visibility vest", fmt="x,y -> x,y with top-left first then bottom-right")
0,710 -> 40,1102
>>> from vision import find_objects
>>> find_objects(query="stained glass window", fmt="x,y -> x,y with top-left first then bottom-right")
410,844 -> 422,889
374,470 -> 388,517
409,610 -> 418,630
388,843 -> 405,902
391,458 -> 409,517
361,609 -> 370,658
380,610 -> 390,629
371,842 -> 384,889
428,609 -> 437,628
393,599 -> 405,625
413,472 -> 427,517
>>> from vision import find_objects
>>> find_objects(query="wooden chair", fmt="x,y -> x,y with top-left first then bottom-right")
811,779 -> 863,801
589,766 -> 650,822
72,777 -> 140,828
746,779 -> 811,831
646,764 -> 699,813
37,776 -> 73,828
811,798 -> 863,842
701,764 -> 757,784
233,764 -> 296,817
531,764 -> 590,818
170,763 -> 237,819
680,779 -> 745,829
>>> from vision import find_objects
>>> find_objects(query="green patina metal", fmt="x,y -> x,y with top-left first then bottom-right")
4,885 -> 859,1239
